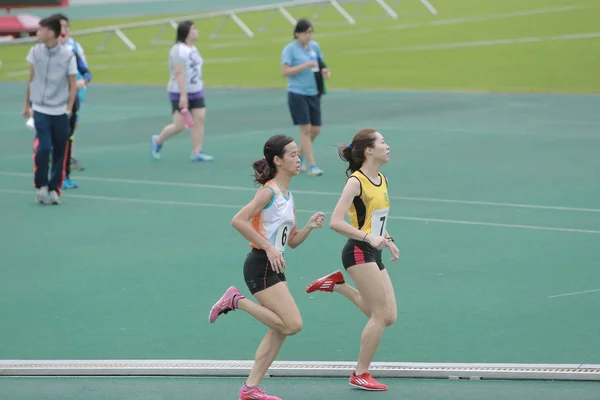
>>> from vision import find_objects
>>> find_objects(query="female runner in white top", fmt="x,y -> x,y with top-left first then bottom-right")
209,134 -> 326,400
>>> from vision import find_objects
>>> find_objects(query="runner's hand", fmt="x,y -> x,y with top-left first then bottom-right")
366,234 -> 389,250
307,212 -> 325,229
388,240 -> 400,261
179,97 -> 188,111
266,245 -> 286,273
303,61 -> 318,70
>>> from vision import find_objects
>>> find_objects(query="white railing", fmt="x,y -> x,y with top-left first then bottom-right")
0,0 -> 438,51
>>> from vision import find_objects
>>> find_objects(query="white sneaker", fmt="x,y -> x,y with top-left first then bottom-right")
35,187 -> 49,204
49,190 -> 60,205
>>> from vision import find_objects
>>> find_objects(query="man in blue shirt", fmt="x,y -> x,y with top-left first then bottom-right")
281,19 -> 331,177
55,13 -> 92,189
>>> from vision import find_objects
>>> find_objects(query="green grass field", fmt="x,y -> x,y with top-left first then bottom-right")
1,0 -> 599,92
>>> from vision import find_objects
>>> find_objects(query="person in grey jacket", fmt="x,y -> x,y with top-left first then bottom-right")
22,15 -> 77,205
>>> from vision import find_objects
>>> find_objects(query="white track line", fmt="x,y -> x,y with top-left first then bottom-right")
0,171 -> 599,214
0,5 -> 580,69
4,57 -> 255,78
391,216 -> 600,235
1,5 -> 591,73
548,288 -> 600,299
388,196 -> 600,213
186,5 -> 590,50
1,359 -> 598,380
0,189 -> 244,210
4,71 -> 30,77
394,5 -> 587,29
1,189 -> 599,235
345,32 -> 600,55
171,6 -> 592,52
0,127 -> 285,161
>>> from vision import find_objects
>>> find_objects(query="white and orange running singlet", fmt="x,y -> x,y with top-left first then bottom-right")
250,179 -> 295,253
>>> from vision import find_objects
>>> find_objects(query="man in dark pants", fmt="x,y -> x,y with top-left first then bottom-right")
55,13 -> 92,189
64,99 -> 80,185
31,43 -> 91,186
31,47 -> 90,190
55,12 -> 92,188
23,15 -> 77,205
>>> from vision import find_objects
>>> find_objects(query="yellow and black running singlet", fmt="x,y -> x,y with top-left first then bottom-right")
347,170 -> 390,237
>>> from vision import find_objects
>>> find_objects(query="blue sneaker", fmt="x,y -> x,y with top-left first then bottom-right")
151,135 -> 163,159
62,179 -> 78,189
307,164 -> 323,176
190,151 -> 214,162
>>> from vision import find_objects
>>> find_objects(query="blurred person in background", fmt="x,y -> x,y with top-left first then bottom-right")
151,20 -> 213,163
23,15 -> 77,205
281,18 -> 331,177
55,13 -> 92,189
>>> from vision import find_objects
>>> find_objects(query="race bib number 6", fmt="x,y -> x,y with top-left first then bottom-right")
275,222 -> 294,251
371,208 -> 389,237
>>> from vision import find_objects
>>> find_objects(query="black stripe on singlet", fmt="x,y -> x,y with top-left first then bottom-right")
350,176 -> 366,230
353,196 -> 367,230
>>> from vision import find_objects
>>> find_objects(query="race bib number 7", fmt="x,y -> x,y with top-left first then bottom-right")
371,208 -> 389,237
275,221 -> 294,251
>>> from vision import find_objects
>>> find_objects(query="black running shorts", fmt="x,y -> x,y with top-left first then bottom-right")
243,248 -> 287,295
171,97 -> 206,114
287,92 -> 321,126
341,239 -> 385,271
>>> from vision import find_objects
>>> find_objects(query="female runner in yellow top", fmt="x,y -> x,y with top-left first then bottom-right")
305,128 -> 400,392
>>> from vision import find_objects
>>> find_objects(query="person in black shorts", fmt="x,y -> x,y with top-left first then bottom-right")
208,134 -> 325,400
151,21 -> 213,162
305,128 -> 400,392
281,19 -> 331,176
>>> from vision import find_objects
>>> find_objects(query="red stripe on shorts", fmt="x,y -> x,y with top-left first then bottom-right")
353,245 -> 366,265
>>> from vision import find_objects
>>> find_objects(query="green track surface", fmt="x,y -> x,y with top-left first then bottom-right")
1,0 -> 599,92
1,377 -> 599,400
1,82 -> 599,363
1,2 -> 599,398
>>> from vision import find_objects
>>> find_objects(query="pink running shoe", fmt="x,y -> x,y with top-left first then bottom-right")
209,286 -> 244,323
305,270 -> 345,293
239,384 -> 281,400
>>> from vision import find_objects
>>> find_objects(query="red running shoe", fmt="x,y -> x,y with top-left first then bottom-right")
305,270 -> 345,293
349,372 -> 388,391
